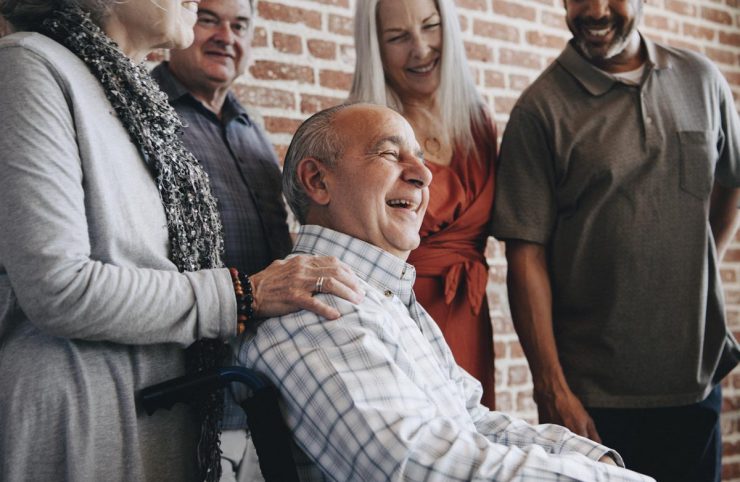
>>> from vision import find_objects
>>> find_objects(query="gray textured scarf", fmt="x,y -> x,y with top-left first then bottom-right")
41,7 -> 227,481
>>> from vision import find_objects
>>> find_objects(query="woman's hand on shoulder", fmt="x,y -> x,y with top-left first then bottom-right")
249,255 -> 364,320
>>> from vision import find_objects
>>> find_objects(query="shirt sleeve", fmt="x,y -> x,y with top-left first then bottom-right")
0,43 -> 235,345
240,294 -> 653,482
713,69 -> 740,187
490,105 -> 558,245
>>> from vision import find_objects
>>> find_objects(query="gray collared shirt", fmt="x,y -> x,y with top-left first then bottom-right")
152,63 -> 292,428
492,36 -> 740,408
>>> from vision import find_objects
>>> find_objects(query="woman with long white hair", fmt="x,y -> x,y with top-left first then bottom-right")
350,0 -> 497,408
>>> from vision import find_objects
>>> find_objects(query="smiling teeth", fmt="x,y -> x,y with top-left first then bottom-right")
409,62 -> 435,73
387,199 -> 416,209
587,27 -> 610,37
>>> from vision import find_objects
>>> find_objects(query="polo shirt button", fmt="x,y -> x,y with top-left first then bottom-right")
384,290 -> 393,297
646,117 -> 653,125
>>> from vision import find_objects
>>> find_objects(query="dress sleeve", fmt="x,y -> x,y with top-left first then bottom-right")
490,106 -> 558,244
0,44 -> 235,345
240,294 -> 653,481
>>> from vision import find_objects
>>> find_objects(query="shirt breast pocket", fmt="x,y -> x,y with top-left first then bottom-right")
678,130 -> 716,200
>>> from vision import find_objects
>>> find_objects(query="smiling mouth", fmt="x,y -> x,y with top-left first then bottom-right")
585,26 -> 612,38
406,58 -> 439,75
387,199 -> 419,212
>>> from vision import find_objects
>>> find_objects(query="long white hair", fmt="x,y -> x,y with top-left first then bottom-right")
349,0 -> 487,155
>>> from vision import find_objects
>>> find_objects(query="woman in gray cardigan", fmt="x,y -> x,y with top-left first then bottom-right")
0,1 -> 361,480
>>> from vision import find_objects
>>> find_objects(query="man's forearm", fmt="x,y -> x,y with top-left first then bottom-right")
504,240 -> 568,395
709,182 -> 740,260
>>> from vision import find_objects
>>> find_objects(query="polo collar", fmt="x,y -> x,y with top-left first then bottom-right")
557,33 -> 671,96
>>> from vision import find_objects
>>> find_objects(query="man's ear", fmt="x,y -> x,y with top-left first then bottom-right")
297,157 -> 331,206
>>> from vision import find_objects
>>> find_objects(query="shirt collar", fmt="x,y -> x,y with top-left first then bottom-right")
152,62 -> 252,126
293,225 -> 416,306
557,33 -> 671,96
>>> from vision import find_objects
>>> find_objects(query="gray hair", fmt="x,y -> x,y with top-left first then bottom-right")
282,103 -> 354,224
349,0 -> 486,155
0,0 -> 112,31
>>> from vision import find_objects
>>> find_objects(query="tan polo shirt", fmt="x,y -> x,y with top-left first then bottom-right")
492,36 -> 740,408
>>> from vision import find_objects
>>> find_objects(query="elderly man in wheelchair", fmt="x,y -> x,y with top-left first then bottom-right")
145,103 -> 653,481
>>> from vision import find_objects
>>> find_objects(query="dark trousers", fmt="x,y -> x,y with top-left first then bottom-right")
587,385 -> 722,482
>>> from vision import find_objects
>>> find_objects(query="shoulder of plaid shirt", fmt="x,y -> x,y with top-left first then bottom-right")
236,226 -> 654,482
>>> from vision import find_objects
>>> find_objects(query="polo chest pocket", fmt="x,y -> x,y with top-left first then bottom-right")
678,130 -> 716,200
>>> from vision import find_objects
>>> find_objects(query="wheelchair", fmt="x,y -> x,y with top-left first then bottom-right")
139,367 -> 299,482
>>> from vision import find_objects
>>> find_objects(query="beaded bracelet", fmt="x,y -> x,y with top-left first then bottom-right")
229,267 -> 255,335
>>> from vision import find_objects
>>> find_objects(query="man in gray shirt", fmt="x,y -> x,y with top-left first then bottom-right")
491,1 -> 740,480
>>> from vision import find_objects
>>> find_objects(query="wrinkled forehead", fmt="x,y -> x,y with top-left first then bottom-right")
335,105 -> 421,152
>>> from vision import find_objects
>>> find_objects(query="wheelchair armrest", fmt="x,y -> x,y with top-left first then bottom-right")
139,366 -> 271,415
138,366 -> 299,482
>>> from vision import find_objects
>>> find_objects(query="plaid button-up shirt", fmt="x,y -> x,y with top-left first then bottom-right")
238,225 -> 653,481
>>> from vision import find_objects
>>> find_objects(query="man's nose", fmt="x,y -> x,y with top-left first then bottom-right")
404,157 -> 433,188
213,20 -> 236,44
581,0 -> 610,19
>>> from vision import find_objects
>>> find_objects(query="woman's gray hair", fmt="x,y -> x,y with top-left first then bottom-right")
282,103 -> 354,224
349,0 -> 486,155
1,0 -> 112,31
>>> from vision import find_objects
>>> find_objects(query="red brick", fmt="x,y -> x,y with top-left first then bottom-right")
721,268 -> 739,283
473,19 -> 520,43
492,0 -> 536,21
263,116 -> 303,135
719,31 -> 740,48
272,32 -> 303,54
516,390 -> 537,415
541,10 -> 567,30
250,61 -> 314,83
258,2 -> 322,30
526,31 -> 567,50
252,26 -> 267,48
456,0 -> 488,11
508,365 -> 530,385
492,315 -> 515,334
495,391 -> 513,411
464,41 -> 494,62
458,14 -> 469,32
495,96 -> 518,116
232,84 -> 295,110
306,0 -> 349,7
319,69 -> 353,90
665,0 -> 697,16
683,22 -> 716,42
643,14 -> 680,34
485,70 -> 506,88
706,47 -> 737,66
328,14 -> 353,36
702,6 -> 733,25
300,94 -> 344,114
509,73 -> 531,91
307,39 -> 337,60
499,48 -> 543,70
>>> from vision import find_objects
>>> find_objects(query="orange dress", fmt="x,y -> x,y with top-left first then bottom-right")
407,122 -> 497,409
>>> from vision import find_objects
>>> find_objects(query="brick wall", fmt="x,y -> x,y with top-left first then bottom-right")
241,0 -> 740,477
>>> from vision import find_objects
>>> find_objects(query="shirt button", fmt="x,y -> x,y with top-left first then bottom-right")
646,117 -> 653,125
384,290 -> 393,297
